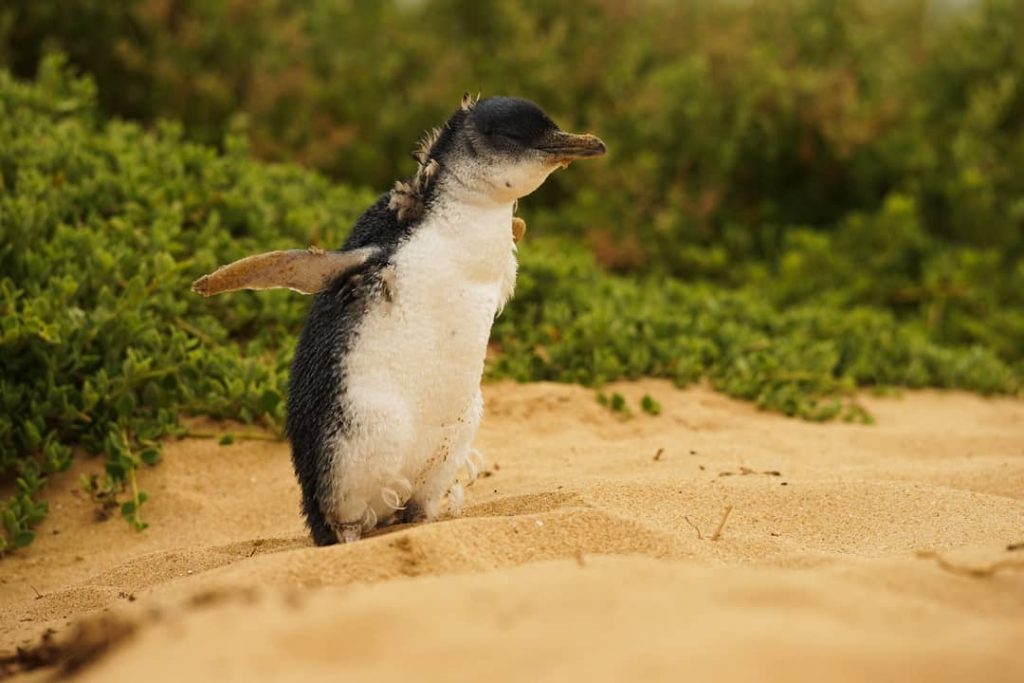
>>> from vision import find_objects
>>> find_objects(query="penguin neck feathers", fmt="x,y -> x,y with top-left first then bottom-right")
387,93 -> 480,224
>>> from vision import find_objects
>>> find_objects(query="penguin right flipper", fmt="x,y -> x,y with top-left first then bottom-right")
191,246 -> 379,297
512,216 -> 526,243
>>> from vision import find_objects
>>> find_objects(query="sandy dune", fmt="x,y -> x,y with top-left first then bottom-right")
1,380 -> 1022,681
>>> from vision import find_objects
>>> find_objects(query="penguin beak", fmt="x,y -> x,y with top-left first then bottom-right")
534,131 -> 607,163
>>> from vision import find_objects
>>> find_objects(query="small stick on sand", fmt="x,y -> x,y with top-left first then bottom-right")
653,448 -> 665,461
709,505 -> 734,542
683,516 -> 703,540
915,550 -> 1024,578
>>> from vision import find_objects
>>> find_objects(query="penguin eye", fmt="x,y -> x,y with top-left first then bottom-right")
489,132 -> 524,151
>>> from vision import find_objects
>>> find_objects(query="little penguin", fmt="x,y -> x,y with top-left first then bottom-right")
283,93 -> 606,545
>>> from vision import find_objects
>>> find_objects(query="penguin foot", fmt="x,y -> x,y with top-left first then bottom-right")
448,483 -> 465,517
464,448 -> 486,484
398,500 -> 429,525
381,477 -> 412,512
335,522 -> 363,544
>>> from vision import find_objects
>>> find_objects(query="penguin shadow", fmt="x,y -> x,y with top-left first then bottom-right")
363,521 -> 424,541
463,490 -> 590,519
357,491 -> 590,541
216,535 -> 312,558
184,491 -> 593,550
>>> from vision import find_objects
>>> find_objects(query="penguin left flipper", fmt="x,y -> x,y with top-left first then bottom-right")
191,246 -> 379,297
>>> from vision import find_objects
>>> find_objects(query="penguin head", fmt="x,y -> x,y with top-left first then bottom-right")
390,95 -> 606,221
455,95 -> 606,204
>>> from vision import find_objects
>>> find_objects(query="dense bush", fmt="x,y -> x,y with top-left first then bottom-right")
1,59 -> 1019,551
0,57 -> 372,550
495,242 -> 1017,409
3,0 -> 1021,358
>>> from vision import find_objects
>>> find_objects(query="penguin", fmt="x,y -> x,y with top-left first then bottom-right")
195,94 -> 606,545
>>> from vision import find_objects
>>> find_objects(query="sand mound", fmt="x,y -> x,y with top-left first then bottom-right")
2,381 -> 1022,681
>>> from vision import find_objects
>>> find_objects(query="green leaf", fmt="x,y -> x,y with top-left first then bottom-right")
258,389 -> 281,413
13,530 -> 35,548
640,394 -> 662,416
115,393 -> 136,418
24,421 -> 42,450
2,510 -> 17,537
140,448 -> 162,466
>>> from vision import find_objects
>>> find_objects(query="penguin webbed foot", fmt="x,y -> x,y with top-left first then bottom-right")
398,500 -> 429,525
334,522 -> 364,544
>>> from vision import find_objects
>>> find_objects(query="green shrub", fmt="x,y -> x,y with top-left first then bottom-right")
0,57 -> 371,551
3,0 -> 1021,275
490,241 -> 1018,418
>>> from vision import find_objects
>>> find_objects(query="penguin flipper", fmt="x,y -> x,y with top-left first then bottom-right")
191,246 -> 379,297
512,216 -> 526,243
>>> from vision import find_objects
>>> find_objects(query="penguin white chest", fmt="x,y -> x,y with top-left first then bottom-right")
367,201 -> 515,406
332,201 -> 516,523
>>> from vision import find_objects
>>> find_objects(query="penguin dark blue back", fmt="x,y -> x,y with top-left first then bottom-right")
286,197 -> 398,545
286,94 -> 606,545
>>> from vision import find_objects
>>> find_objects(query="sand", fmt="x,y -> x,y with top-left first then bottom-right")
1,380 -> 1022,681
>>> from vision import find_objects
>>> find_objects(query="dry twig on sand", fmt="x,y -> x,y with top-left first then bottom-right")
683,516 -> 703,540
915,550 -> 1024,578
710,505 -> 734,542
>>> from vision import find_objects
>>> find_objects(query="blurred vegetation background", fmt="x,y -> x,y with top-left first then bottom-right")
1,0 -> 1022,550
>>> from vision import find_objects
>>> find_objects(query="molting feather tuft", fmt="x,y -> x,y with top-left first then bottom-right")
388,93 -> 477,223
